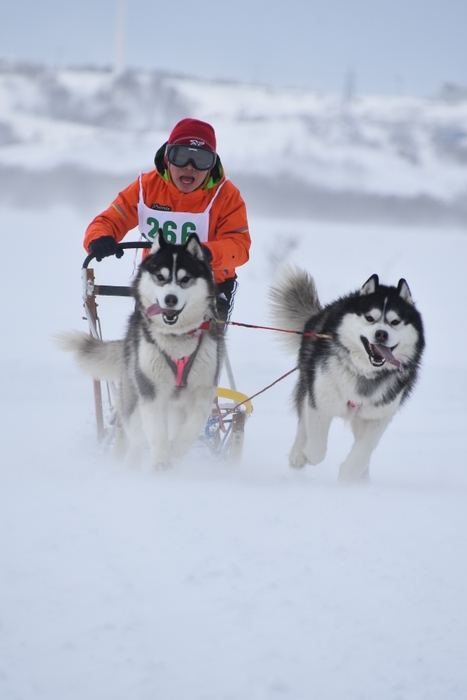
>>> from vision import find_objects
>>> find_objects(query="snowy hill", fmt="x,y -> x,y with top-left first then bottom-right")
1,59 -> 467,223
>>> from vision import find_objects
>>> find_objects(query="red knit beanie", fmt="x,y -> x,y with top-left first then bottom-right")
167,118 -> 217,152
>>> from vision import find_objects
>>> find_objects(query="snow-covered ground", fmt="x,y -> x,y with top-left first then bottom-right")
1,203 -> 466,699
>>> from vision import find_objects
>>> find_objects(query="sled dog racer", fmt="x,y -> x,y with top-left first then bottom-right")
83,118 -> 251,322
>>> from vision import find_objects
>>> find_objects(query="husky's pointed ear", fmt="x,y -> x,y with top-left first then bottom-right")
186,233 -> 204,261
397,278 -> 414,305
360,274 -> 379,296
150,229 -> 165,254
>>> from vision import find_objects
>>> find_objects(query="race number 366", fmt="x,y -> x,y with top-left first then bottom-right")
146,218 -> 196,243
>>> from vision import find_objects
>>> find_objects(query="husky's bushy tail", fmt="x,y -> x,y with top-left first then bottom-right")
269,265 -> 322,354
55,331 -> 123,381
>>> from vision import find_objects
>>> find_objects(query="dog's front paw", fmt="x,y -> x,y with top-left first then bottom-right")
289,450 -> 307,469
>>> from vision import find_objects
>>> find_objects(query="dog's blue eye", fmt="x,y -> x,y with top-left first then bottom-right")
180,275 -> 191,284
365,315 -> 374,323
391,319 -> 401,326
156,274 -> 165,282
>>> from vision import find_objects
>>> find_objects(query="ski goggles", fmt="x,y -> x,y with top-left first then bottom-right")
166,144 -> 217,171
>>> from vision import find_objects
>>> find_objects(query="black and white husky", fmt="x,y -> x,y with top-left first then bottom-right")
270,268 -> 425,481
58,232 -> 225,469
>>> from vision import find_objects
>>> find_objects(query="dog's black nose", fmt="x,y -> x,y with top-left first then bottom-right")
164,294 -> 178,308
375,329 -> 388,343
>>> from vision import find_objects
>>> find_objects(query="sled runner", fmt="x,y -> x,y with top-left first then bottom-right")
81,241 -> 252,463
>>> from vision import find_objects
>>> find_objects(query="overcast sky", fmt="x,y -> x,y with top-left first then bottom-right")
1,0 -> 465,97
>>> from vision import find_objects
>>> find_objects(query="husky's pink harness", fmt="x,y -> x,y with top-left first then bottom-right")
162,321 -> 211,387
145,299 -> 212,386
163,350 -> 199,387
162,337 -> 202,387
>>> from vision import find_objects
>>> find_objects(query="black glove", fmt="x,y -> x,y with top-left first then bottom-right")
89,236 -> 124,262
202,244 -> 212,263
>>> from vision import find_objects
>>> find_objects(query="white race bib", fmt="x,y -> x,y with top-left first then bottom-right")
137,174 -> 229,244
138,205 -> 210,244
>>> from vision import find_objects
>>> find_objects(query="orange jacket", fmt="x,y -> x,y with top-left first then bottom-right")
84,156 -> 250,284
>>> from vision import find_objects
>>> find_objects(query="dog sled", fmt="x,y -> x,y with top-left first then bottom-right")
81,241 -> 252,463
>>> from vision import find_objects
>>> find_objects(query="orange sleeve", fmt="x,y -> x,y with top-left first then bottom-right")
83,178 -> 141,252
205,181 -> 251,283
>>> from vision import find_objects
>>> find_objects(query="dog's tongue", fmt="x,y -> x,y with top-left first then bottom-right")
146,303 -> 175,317
373,344 -> 404,371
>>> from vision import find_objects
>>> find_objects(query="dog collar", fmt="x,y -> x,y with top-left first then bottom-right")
186,319 -> 211,335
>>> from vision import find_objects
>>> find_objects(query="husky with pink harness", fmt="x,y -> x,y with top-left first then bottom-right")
270,269 -> 425,481
58,231 -> 225,469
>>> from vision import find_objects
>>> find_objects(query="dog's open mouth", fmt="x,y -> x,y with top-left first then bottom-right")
146,302 -> 182,325
162,310 -> 179,325
360,336 -> 403,371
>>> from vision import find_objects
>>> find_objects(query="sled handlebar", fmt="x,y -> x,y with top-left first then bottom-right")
82,241 -> 152,269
